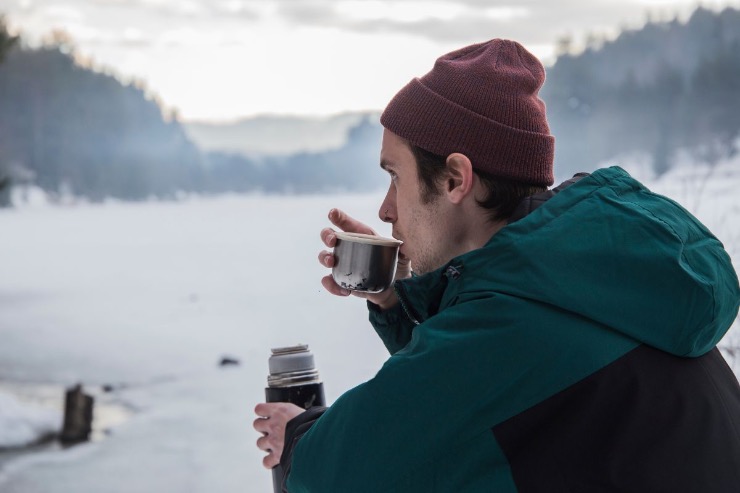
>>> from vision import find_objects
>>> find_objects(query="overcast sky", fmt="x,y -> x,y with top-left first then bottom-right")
1,0 -> 737,121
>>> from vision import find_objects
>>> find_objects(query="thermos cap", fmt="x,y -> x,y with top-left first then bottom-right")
269,344 -> 316,375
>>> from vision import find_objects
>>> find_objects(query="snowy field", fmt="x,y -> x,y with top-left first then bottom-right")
0,159 -> 738,492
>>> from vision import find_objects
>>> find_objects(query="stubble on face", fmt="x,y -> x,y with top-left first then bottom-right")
400,193 -> 448,276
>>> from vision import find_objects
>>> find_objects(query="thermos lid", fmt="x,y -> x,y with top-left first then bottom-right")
269,344 -> 316,375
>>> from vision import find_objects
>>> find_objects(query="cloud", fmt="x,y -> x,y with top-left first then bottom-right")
4,0 -> 717,61
271,0 -> 689,45
38,0 -> 262,22
7,0 -> 263,49
5,0 -> 677,48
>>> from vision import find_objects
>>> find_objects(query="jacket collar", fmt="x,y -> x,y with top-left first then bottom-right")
393,262 -> 461,325
392,172 -> 589,325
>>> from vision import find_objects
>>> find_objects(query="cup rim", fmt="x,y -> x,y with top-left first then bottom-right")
335,231 -> 402,247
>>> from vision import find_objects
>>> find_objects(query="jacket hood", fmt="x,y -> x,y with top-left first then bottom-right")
396,166 -> 740,357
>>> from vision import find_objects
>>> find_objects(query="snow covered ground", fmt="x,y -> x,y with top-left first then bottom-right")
0,390 -> 58,449
0,156 -> 738,492
0,192 -> 393,492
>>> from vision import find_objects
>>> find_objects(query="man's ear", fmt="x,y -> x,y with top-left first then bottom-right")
444,153 -> 474,204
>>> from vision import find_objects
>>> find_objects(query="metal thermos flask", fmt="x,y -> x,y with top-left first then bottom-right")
265,344 -> 326,493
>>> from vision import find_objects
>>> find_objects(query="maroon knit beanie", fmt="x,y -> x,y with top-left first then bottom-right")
380,39 -> 555,186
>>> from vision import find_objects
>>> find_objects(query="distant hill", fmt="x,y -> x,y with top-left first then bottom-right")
203,116 -> 386,194
0,41 -> 205,201
190,6 -> 740,186
542,6 -> 740,179
2,6 -> 739,204
185,112 -> 375,157
0,29 -> 387,202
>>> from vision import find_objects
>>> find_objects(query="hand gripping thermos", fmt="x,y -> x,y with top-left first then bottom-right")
265,345 -> 326,493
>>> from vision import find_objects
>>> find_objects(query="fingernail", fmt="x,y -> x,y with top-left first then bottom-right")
327,234 -> 334,243
328,209 -> 336,219
324,254 -> 332,265
340,288 -> 351,296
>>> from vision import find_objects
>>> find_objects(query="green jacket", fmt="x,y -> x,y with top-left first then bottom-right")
286,167 -> 740,492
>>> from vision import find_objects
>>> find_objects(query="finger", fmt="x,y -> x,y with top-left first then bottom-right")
253,417 -> 269,433
328,208 -> 375,236
318,250 -> 334,268
321,275 -> 351,296
396,256 -> 412,279
320,227 -> 337,248
256,435 -> 271,452
263,454 -> 279,469
254,403 -> 270,417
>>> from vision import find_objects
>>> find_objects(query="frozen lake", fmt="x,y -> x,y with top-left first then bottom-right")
0,192 -> 394,492
0,160 -> 738,492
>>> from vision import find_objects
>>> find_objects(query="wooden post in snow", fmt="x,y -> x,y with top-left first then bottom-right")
60,384 -> 94,444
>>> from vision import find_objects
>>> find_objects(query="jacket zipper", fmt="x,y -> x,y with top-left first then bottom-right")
394,284 -> 421,326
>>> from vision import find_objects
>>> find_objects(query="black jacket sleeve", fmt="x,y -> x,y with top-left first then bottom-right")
279,406 -> 327,493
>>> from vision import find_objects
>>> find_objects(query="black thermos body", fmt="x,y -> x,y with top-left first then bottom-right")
265,344 -> 326,493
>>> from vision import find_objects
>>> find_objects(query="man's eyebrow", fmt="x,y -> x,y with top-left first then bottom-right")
380,159 -> 394,171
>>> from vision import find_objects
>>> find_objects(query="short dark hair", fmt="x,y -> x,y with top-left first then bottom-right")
409,144 -> 547,222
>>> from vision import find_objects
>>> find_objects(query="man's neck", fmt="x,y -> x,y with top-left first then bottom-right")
445,216 -> 508,264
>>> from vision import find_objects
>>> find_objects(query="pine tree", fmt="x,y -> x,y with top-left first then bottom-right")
0,16 -> 20,207
0,16 -> 18,63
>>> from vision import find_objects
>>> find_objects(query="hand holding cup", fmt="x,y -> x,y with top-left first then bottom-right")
319,209 -> 409,310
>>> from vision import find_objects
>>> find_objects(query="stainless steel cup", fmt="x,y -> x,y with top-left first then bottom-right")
331,232 -> 402,293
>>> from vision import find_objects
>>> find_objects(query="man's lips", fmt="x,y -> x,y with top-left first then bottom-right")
396,236 -> 408,261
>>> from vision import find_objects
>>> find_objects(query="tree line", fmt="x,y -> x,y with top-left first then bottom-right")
542,7 -> 740,179
0,16 -> 18,206
0,25 -> 204,204
0,20 -> 384,207
1,6 -> 739,206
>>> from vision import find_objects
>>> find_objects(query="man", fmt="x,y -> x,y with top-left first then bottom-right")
254,39 -> 740,492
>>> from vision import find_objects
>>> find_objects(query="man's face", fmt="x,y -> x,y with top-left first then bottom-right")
378,130 -> 450,275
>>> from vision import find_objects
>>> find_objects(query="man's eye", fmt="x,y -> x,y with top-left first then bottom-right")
389,171 -> 398,181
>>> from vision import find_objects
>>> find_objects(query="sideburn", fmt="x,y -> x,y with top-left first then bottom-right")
410,144 -> 448,205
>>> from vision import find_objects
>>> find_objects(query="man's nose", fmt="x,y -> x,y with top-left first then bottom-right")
379,192 -> 395,223
380,205 -> 392,223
